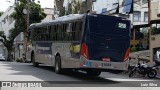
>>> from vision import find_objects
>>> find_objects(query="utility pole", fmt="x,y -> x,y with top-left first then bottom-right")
148,0 -> 152,50
27,0 -> 30,35
23,0 -> 30,61
148,0 -> 153,62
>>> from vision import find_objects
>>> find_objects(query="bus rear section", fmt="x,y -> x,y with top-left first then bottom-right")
80,14 -> 131,71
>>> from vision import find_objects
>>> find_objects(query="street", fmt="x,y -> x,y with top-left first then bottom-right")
0,0 -> 160,90
0,61 -> 159,88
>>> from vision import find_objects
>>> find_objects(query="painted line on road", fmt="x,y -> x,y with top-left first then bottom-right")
105,78 -> 155,81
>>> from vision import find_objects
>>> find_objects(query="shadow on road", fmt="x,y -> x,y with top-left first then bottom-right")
36,65 -> 121,87
0,62 -> 120,86
2,62 -> 160,87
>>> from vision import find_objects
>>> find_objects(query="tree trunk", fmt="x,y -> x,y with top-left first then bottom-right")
7,50 -> 13,62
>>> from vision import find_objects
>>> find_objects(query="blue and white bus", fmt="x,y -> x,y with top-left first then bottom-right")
27,14 -> 131,76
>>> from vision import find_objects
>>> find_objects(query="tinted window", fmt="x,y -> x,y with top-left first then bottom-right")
31,21 -> 82,42
88,16 -> 130,36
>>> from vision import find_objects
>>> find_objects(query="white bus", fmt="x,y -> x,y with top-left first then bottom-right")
27,14 -> 131,76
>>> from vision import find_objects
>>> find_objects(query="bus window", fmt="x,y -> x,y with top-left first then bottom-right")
48,26 -> 51,41
45,26 -> 51,41
51,25 -> 56,41
57,24 -> 63,41
62,24 -> 67,41
66,23 -> 72,41
55,25 -> 58,41
40,27 -> 45,41
75,21 -> 82,41
72,22 -> 76,41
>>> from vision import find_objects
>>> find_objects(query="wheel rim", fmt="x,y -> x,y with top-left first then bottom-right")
148,71 -> 156,77
55,60 -> 59,72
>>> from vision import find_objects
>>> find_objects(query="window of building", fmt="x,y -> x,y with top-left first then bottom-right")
144,12 -> 148,22
133,11 -> 141,22
142,0 -> 148,4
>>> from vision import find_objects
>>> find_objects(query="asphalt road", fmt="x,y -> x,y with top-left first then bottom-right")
0,61 -> 160,90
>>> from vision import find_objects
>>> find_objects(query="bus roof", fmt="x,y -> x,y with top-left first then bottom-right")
29,14 -> 125,29
29,14 -> 85,28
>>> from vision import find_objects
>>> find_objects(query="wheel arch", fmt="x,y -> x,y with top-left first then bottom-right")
31,51 -> 34,62
54,52 -> 61,59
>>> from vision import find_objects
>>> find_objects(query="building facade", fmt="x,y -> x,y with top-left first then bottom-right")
54,0 -> 94,18
0,6 -> 54,60
42,8 -> 54,22
150,0 -> 160,62
0,6 -> 16,59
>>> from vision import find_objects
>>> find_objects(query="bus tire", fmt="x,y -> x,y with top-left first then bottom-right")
87,69 -> 101,76
31,54 -> 39,67
55,55 -> 63,74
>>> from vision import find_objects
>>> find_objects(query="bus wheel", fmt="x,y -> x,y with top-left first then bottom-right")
55,55 -> 63,74
86,69 -> 101,76
31,54 -> 39,67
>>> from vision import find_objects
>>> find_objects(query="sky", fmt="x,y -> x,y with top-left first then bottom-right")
0,0 -> 54,12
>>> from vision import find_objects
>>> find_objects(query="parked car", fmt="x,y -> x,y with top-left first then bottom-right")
0,54 -> 5,61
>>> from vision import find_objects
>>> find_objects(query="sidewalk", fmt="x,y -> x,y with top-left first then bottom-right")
156,69 -> 160,78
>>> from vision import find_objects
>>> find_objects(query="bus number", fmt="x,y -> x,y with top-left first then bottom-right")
102,63 -> 111,67
118,23 -> 126,29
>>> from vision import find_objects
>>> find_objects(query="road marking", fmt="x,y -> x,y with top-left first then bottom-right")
105,78 -> 155,81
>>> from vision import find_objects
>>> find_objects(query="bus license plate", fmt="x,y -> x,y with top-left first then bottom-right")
102,58 -> 110,62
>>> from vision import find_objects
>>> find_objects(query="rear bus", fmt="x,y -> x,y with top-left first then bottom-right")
79,14 -> 131,72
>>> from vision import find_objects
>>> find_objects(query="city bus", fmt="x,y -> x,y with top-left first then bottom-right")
27,14 -> 131,76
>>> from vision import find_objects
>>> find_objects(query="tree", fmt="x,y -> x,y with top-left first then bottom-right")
73,1 -> 81,14
0,0 -> 46,61
65,0 -> 92,15
0,29 -> 19,61
66,3 -> 72,15
0,11 -> 3,16
55,0 -> 65,17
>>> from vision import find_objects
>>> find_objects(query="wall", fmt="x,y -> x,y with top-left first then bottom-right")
150,1 -> 159,20
0,6 -> 15,36
0,6 -> 15,59
150,35 -> 160,62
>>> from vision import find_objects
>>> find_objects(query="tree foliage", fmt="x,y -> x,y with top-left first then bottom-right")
55,0 -> 65,17
65,0 -> 88,15
0,0 -> 46,61
12,0 -> 46,33
73,1 -> 81,14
